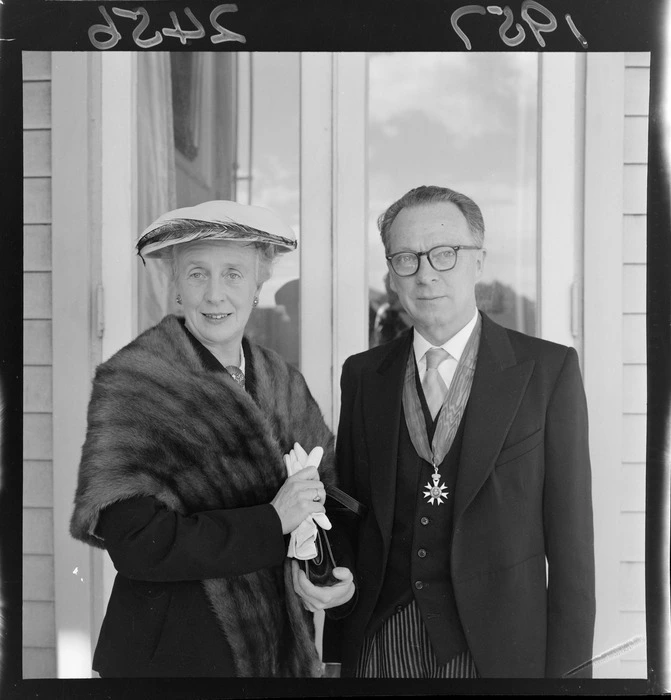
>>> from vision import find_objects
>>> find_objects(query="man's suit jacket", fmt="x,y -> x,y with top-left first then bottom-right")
333,313 -> 595,678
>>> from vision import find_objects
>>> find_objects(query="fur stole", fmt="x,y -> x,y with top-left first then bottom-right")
70,314 -> 336,677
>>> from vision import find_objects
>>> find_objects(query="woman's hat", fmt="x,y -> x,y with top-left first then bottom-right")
136,200 -> 298,260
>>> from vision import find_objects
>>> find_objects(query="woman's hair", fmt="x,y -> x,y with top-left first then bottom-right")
253,242 -> 282,285
162,221 -> 284,286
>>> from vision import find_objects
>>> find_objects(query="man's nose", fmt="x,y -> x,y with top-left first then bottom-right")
414,255 -> 438,283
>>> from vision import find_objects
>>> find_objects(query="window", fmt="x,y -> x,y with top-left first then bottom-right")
367,52 -> 539,346
137,52 -> 302,368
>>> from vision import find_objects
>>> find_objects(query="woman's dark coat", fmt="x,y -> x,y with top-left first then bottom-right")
70,315 -> 336,677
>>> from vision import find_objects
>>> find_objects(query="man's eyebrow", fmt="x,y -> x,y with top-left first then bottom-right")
391,243 -> 461,252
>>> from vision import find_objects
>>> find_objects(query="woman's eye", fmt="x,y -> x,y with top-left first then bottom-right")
188,271 -> 205,279
227,271 -> 242,281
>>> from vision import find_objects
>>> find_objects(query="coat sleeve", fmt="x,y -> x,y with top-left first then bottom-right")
334,357 -> 360,514
96,496 -> 287,581
325,357 -> 361,620
543,347 -> 596,677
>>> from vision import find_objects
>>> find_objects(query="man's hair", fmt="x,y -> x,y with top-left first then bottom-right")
378,185 -> 485,251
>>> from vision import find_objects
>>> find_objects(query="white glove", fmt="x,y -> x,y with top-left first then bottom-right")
283,442 -> 324,474
284,442 -> 331,560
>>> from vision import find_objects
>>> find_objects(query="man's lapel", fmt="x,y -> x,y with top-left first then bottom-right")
360,330 -> 413,545
454,314 -> 535,524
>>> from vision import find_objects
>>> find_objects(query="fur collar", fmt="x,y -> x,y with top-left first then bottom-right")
70,315 -> 335,676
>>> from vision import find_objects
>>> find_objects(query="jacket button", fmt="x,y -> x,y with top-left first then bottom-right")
420,517 -> 429,526
414,580 -> 424,590
417,548 -> 427,558
395,605 -> 404,613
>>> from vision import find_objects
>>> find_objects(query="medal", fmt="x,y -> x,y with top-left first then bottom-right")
423,462 -> 449,506
402,315 -> 482,509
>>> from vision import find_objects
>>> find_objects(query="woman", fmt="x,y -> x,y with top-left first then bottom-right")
69,200 -> 354,678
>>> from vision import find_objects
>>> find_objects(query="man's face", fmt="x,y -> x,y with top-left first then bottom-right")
386,202 -> 485,345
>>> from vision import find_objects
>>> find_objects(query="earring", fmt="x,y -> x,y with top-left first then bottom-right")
176,295 -> 182,305
253,297 -> 259,307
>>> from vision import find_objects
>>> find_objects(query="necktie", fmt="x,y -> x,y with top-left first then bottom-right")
225,366 -> 245,388
422,347 -> 449,420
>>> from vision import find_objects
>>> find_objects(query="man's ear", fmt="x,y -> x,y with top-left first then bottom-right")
387,263 -> 398,294
475,249 -> 487,280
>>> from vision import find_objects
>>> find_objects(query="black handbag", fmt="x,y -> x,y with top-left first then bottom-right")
301,485 -> 367,586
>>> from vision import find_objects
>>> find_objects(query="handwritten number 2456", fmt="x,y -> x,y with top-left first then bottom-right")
88,4 -> 246,50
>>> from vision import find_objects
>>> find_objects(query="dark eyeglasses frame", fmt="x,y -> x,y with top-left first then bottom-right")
385,244 -> 482,277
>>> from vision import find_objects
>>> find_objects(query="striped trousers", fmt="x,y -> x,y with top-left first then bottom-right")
355,599 -> 479,678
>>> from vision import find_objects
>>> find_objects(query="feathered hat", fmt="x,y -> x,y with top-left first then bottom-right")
136,200 -> 298,262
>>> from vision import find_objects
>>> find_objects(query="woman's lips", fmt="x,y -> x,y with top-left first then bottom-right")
202,312 -> 232,320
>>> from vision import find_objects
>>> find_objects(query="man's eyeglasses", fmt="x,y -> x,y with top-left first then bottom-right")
385,244 -> 482,277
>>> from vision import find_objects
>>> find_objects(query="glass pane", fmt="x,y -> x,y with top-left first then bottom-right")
137,52 -> 237,332
367,52 -> 539,346
236,53 -> 301,368
136,52 -> 301,369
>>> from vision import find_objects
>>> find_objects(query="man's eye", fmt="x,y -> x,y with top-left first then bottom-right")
396,254 -> 416,265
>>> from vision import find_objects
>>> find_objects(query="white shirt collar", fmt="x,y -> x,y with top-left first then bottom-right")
413,308 -> 480,366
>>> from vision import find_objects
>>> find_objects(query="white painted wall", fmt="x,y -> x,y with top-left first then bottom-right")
583,52 -> 649,678
23,53 -> 56,678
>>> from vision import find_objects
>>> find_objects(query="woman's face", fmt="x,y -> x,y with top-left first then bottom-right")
174,240 -> 260,360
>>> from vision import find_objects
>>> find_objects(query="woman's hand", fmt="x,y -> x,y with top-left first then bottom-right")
271,465 -> 325,534
291,561 -> 355,612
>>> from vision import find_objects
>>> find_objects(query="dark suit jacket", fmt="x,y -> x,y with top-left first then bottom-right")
332,313 -> 595,678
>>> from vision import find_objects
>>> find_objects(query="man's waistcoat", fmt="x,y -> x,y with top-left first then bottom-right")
367,383 -> 469,664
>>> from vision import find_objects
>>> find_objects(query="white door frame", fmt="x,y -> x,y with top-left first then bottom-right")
97,51 -> 140,655
52,51 -> 139,677
299,53 -> 368,429
51,51 -> 102,679
582,52 -> 627,677
298,53 -> 335,425
539,53 -> 585,351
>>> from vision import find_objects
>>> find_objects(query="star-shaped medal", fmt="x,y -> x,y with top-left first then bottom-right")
423,469 -> 449,506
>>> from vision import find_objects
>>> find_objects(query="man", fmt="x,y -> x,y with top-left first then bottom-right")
328,185 -> 595,678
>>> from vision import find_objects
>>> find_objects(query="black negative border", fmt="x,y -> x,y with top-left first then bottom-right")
0,0 -> 668,697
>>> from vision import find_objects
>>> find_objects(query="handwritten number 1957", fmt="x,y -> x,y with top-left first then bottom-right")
451,1 -> 587,50
88,4 -> 246,50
